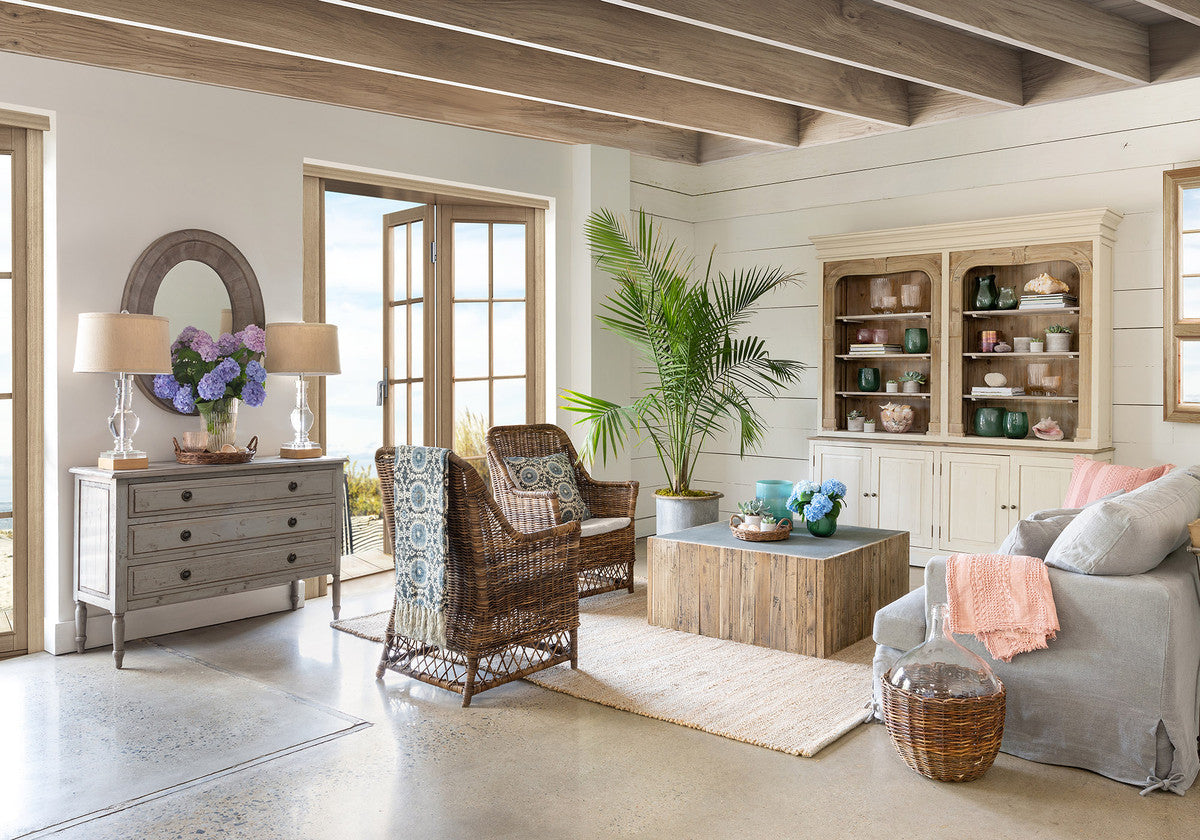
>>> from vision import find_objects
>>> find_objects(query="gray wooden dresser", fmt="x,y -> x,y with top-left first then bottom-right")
71,456 -> 346,668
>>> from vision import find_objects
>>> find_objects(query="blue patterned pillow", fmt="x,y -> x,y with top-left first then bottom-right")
504,453 -> 591,523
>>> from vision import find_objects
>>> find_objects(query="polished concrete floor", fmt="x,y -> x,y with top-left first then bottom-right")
7,559 -> 1198,839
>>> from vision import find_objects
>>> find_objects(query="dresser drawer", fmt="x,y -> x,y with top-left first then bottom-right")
129,539 -> 335,599
130,470 -> 337,515
129,504 -> 335,555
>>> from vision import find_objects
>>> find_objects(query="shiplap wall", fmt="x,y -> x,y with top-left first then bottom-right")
629,75 -> 1200,530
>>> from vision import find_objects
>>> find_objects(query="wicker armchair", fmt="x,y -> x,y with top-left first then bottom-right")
486,424 -> 638,598
374,447 -> 580,707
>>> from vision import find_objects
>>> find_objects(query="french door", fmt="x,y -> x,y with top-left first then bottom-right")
383,203 -> 544,475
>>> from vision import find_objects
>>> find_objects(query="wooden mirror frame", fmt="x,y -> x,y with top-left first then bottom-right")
121,229 -> 265,414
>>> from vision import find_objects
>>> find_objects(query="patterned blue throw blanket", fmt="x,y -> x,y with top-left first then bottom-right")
392,445 -> 451,648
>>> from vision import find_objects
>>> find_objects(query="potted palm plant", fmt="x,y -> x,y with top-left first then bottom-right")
562,209 -> 806,533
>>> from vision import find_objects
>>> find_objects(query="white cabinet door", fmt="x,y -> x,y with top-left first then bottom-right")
811,444 -> 872,527
940,453 -> 1010,553
1010,455 -> 1076,521
874,448 -> 936,549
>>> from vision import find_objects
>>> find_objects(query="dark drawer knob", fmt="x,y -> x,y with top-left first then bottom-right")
181,490 -> 193,502
288,481 -> 298,492
288,517 -> 298,528
179,569 -> 192,581
180,529 -> 192,542
287,552 -> 298,564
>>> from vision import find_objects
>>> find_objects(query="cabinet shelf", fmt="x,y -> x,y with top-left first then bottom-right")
963,352 -> 1078,359
838,391 -> 930,398
836,311 -> 931,323
964,308 -> 1079,318
963,394 -> 1078,403
836,353 -> 930,360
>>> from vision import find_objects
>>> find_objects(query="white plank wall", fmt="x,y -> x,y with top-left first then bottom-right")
628,75 -> 1200,532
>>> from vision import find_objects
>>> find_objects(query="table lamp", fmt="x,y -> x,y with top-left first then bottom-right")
265,322 -> 341,458
73,312 -> 172,470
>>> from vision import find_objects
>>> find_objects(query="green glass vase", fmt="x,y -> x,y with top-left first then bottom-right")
973,406 -> 1004,437
1004,410 -> 1029,439
806,512 -> 838,538
858,367 -> 881,392
973,274 -> 997,310
903,327 -> 929,354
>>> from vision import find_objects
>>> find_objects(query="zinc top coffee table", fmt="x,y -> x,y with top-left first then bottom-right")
647,522 -> 909,658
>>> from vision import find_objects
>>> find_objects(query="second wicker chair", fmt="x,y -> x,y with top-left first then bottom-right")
487,424 -> 638,598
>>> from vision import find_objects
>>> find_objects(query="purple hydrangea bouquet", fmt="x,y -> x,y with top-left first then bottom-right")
786,478 -> 847,538
153,325 -> 267,450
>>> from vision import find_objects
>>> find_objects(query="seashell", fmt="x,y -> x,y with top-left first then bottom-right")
992,342 -> 1013,353
1032,416 -> 1064,441
1024,272 -> 1070,295
879,402 -> 915,434
984,372 -> 1008,387
220,443 -> 238,453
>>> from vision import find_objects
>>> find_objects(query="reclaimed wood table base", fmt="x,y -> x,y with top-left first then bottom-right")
648,523 -> 909,659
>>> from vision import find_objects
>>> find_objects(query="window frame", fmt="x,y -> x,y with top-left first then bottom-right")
1164,165 -> 1200,422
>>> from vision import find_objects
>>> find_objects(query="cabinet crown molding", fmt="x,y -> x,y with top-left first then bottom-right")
810,208 -> 1123,261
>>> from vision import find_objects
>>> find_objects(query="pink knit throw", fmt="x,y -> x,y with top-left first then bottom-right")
945,553 -> 1060,663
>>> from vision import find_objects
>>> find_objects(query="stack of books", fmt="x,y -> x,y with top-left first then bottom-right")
849,343 -> 903,355
971,386 -> 1026,397
1019,293 -> 1077,310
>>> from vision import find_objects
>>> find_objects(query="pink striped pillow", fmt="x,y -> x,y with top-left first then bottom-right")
1062,456 -> 1174,508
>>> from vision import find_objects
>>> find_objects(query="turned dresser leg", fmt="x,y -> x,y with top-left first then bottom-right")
112,613 -> 126,669
331,572 -> 342,620
290,580 -> 301,611
74,601 -> 87,654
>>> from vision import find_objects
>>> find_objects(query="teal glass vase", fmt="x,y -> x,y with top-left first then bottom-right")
755,479 -> 793,521
973,274 -> 997,310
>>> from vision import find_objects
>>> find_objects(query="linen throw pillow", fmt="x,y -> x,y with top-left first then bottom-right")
1044,467 -> 1200,575
504,453 -> 591,524
1062,456 -> 1173,508
998,491 -> 1128,559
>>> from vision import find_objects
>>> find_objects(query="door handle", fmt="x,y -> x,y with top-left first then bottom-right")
376,379 -> 385,407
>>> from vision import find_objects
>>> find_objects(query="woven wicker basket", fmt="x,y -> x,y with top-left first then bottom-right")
881,671 -> 1006,782
728,515 -> 792,542
173,435 -> 258,465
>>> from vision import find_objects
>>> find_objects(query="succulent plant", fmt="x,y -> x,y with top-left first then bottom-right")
761,513 -> 777,526
737,499 -> 767,516
1046,324 -> 1072,334
899,370 -> 927,384
847,409 -> 866,419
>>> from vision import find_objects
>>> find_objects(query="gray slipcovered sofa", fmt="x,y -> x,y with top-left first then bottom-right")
872,470 -> 1200,795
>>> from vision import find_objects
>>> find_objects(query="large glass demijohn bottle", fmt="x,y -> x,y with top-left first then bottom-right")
889,603 -> 1002,698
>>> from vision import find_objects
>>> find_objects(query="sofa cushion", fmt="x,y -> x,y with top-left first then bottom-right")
580,516 -> 631,538
1045,468 -> 1200,575
1062,456 -> 1173,508
504,453 -> 592,523
873,586 -> 927,652
1001,491 -> 1127,558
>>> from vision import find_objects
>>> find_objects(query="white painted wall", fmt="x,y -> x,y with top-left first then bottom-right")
0,52 -> 629,653
631,76 -> 1200,524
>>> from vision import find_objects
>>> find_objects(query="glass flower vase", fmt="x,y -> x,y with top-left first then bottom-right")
806,512 -> 838,537
197,398 -> 239,451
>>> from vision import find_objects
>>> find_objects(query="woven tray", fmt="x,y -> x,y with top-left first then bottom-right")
728,515 -> 792,542
173,435 -> 258,465
881,670 -> 1006,783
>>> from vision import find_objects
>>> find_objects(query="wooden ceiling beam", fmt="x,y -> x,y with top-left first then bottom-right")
26,0 -> 801,146
1133,0 -> 1200,27
0,3 -> 703,162
602,0 -> 1024,105
343,0 -> 911,126
871,0 -> 1150,84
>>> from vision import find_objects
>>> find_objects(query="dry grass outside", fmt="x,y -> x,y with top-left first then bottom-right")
346,461 -> 382,518
454,409 -> 489,481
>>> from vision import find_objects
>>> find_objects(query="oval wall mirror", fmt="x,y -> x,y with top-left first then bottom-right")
121,229 -> 265,414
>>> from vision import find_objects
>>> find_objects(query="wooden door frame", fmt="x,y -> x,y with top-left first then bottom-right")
1,111 -> 47,656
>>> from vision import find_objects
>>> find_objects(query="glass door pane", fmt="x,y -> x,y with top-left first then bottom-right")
0,153 -> 12,642
384,206 -> 433,448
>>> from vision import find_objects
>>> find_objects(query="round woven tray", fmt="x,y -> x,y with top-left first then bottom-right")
728,515 -> 792,542
173,435 -> 258,465
881,670 -> 1006,783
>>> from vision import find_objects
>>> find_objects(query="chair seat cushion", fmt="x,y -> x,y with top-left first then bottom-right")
503,453 -> 592,523
580,516 -> 631,539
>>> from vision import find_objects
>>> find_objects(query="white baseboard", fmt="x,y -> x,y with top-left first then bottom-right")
49,584 -> 303,656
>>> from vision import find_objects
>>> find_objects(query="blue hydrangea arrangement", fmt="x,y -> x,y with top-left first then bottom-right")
153,324 -> 267,413
786,477 -> 848,523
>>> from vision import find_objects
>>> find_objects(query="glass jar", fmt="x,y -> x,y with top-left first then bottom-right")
889,603 -> 1003,699
870,277 -> 897,313
197,398 -> 239,451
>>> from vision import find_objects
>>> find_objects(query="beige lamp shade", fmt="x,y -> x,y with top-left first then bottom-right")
73,312 -> 172,374
265,322 -> 341,375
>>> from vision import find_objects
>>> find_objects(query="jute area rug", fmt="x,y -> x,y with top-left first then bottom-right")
333,581 -> 875,757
